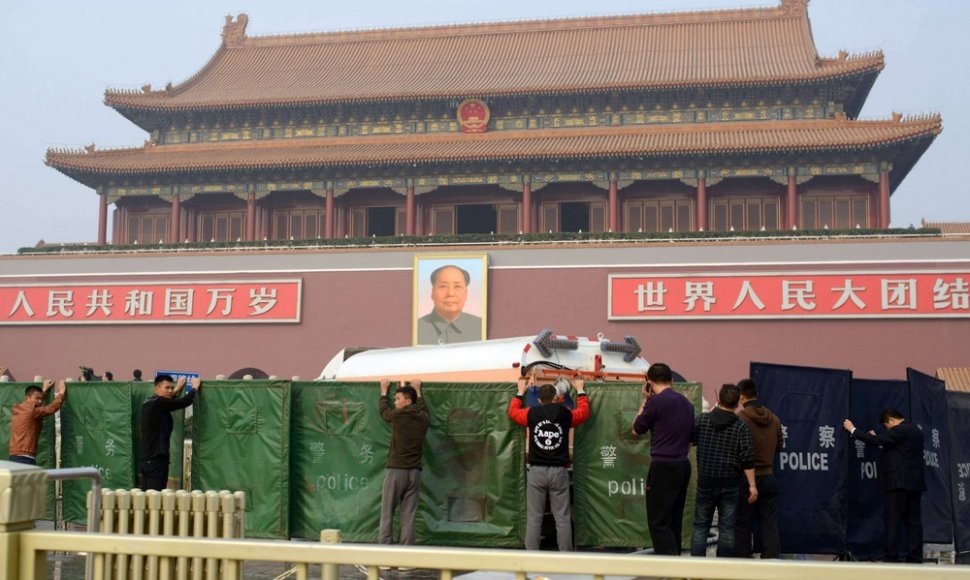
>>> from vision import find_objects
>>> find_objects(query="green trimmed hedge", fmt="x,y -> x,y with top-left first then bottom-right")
18,227 -> 941,255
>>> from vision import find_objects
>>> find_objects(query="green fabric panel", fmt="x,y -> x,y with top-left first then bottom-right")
131,382 -> 185,489
192,381 -> 289,539
288,382 -> 525,545
60,382 -> 135,524
418,383 -> 525,547
289,382 -> 389,541
573,382 -> 702,549
0,382 -> 57,518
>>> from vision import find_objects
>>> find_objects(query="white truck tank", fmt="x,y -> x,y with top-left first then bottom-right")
316,329 -> 647,383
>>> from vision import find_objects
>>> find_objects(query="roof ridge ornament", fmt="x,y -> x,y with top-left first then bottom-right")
780,0 -> 809,17
223,13 -> 249,48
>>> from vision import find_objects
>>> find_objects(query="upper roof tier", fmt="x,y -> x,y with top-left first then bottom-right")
103,0 -> 883,115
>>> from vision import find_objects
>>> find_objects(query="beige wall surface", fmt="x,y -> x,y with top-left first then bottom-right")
2,239 -> 969,399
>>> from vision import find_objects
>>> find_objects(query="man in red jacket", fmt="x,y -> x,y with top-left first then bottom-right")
508,375 -> 589,550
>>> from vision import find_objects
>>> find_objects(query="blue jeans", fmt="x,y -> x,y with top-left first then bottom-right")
691,482 -> 740,557
8,455 -> 37,465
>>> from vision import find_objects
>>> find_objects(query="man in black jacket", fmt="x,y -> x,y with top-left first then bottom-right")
140,374 -> 200,490
843,408 -> 926,563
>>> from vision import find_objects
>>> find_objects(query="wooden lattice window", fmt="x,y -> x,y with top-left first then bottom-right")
126,214 -> 169,244
800,195 -> 869,229
273,208 -> 326,240
433,206 -> 455,235
497,204 -> 520,234
711,197 -> 781,232
199,211 -> 245,242
624,199 -> 693,233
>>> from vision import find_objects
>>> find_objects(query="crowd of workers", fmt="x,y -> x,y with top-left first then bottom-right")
6,363 -> 925,563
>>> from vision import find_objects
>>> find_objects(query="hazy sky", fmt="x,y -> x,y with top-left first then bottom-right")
1,0 -> 965,253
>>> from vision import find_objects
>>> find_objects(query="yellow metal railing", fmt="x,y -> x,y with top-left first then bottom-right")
17,531 -> 970,580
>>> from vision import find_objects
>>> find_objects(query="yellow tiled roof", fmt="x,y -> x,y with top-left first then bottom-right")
46,116 -> 941,179
937,368 -> 970,393
103,0 -> 883,111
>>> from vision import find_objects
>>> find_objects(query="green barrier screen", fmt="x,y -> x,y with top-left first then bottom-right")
573,382 -> 701,549
192,381 -> 290,539
60,382 -> 135,524
289,382 -> 525,546
418,383 -> 525,547
131,382 -> 185,489
289,382 -> 389,541
1,382 -> 57,518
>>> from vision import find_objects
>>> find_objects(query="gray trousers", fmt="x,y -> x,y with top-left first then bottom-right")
526,465 -> 572,551
379,467 -> 421,545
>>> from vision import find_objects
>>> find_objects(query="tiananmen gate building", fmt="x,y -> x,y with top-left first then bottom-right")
3,0 -> 966,397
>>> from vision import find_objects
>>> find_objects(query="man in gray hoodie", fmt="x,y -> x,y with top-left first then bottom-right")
734,378 -> 784,558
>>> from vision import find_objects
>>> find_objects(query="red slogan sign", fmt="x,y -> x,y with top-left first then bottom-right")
609,271 -> 970,320
0,279 -> 301,325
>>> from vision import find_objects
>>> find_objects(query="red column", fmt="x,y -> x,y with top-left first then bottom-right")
878,169 -> 890,229
97,195 -> 108,245
696,178 -> 707,231
169,193 -> 181,243
787,175 -> 797,230
522,182 -> 532,233
608,179 -> 618,232
406,185 -> 415,235
324,188 -> 335,238
246,191 -> 256,241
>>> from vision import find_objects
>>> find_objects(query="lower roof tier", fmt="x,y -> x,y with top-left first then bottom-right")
47,116 -> 940,189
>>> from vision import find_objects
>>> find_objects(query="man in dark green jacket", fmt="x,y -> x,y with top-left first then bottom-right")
378,379 -> 429,545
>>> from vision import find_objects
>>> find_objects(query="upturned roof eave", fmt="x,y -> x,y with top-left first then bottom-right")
103,62 -> 886,121
45,128 -> 940,191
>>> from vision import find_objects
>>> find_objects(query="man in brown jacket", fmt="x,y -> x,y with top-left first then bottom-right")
378,379 -> 429,546
8,379 -> 66,465
734,378 -> 783,558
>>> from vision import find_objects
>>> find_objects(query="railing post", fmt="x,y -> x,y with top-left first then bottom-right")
0,460 -> 49,580
319,529 -> 342,580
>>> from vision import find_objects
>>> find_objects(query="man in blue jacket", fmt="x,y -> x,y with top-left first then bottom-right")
843,408 -> 926,563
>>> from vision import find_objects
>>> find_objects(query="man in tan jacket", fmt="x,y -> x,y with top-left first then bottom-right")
8,379 -> 66,465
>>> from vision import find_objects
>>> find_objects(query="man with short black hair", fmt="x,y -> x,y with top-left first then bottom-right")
691,383 -> 757,557
140,374 -> 200,490
632,362 -> 695,555
9,379 -> 66,464
843,408 -> 926,563
508,375 -> 589,550
735,378 -> 783,558
378,379 -> 429,546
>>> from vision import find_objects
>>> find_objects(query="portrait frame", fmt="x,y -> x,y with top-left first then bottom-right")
412,254 -> 488,345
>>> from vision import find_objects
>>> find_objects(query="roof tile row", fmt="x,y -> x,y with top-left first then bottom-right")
104,1 -> 882,110
46,116 -> 941,176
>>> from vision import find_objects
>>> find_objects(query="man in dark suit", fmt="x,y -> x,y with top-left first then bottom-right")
843,408 -> 926,563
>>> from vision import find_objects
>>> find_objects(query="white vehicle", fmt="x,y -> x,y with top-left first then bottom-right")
317,329 -> 648,383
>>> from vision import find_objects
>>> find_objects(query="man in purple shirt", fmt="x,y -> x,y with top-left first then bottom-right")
631,362 -> 695,555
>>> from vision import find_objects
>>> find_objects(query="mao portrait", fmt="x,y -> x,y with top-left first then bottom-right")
413,255 -> 487,345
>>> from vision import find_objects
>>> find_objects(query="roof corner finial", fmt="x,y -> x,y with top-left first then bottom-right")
892,111 -> 903,123
780,0 -> 809,17
222,13 -> 249,48
84,143 -> 96,153
141,83 -> 152,93
838,50 -> 848,61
